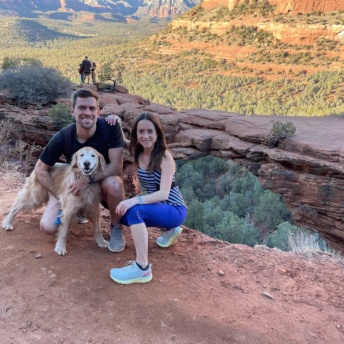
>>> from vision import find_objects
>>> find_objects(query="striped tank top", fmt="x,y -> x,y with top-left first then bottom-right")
137,167 -> 187,207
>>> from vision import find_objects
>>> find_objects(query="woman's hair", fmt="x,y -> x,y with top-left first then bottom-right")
129,112 -> 169,171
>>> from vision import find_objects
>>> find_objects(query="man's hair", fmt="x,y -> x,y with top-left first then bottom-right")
71,88 -> 99,109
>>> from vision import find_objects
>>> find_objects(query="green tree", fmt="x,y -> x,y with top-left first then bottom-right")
184,199 -> 205,230
253,191 -> 292,243
98,62 -> 125,90
218,212 -> 259,246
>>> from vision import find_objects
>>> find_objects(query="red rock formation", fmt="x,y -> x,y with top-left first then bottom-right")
202,0 -> 225,11
170,16 -> 344,44
203,0 -> 344,13
2,85 -> 344,250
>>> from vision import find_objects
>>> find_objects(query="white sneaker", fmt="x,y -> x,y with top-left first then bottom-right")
110,261 -> 152,284
156,227 -> 183,248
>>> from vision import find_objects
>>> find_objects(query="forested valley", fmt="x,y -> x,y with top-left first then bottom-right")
1,4 -> 344,116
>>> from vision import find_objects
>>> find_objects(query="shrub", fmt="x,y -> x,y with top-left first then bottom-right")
0,64 -> 71,104
267,120 -> 296,148
266,222 -> 298,251
48,103 -> 73,127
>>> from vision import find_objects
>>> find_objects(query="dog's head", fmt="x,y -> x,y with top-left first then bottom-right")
71,147 -> 106,176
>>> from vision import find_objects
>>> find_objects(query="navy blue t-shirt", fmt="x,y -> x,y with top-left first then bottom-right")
39,117 -> 124,166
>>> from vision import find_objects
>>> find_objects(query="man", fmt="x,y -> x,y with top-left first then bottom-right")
81,56 -> 91,84
34,88 -> 126,253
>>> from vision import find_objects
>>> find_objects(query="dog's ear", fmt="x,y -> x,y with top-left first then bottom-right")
98,153 -> 107,173
71,152 -> 78,169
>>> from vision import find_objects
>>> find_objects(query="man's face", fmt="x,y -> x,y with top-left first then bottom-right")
71,97 -> 100,130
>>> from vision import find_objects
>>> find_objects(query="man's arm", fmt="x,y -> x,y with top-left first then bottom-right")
34,159 -> 59,199
96,147 -> 123,180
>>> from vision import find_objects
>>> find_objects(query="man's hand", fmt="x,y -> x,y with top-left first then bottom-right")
69,178 -> 89,196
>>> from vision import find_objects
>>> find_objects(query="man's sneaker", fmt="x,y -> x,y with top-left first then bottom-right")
77,215 -> 89,224
156,226 -> 183,248
110,261 -> 152,285
108,225 -> 126,252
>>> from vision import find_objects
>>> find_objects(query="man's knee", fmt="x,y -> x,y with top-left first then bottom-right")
101,176 -> 124,195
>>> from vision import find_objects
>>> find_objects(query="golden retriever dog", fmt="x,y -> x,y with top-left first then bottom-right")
2,147 -> 109,255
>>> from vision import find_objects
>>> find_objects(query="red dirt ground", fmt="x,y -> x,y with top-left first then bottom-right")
1,172 -> 344,344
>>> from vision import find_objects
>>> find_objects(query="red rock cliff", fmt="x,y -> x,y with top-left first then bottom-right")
203,0 -> 344,13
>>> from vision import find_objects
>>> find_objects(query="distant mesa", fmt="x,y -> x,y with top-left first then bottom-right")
48,12 -> 76,21
0,0 -> 201,20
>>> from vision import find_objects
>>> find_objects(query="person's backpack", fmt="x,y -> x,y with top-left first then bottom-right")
62,119 -> 111,161
78,66 -> 84,74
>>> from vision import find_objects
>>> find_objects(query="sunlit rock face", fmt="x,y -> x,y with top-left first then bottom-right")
227,0 -> 344,14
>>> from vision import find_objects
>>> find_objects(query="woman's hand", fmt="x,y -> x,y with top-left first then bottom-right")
106,114 -> 121,126
116,197 -> 139,216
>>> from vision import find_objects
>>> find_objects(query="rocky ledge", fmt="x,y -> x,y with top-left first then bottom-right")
1,83 -> 344,250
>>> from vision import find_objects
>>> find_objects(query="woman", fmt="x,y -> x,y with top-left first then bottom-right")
90,62 -> 97,84
109,112 -> 187,285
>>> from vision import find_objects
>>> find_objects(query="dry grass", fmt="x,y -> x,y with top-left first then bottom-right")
288,230 -> 342,260
0,119 -> 15,145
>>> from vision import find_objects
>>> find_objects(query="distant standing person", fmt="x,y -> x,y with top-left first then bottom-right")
81,56 -> 91,84
91,62 -> 97,85
78,64 -> 84,84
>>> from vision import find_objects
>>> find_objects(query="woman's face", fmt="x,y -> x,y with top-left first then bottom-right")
136,119 -> 157,151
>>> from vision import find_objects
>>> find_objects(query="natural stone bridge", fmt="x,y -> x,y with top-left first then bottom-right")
1,85 -> 344,250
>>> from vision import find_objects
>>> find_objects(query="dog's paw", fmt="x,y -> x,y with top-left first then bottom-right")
96,238 -> 109,248
54,242 -> 67,256
2,221 -> 14,231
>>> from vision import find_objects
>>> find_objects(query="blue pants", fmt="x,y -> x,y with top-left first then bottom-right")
120,203 -> 187,229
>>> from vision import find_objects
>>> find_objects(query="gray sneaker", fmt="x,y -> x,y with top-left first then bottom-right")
156,227 -> 183,248
108,225 -> 126,252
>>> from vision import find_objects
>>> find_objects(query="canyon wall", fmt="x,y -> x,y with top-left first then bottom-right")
203,0 -> 344,13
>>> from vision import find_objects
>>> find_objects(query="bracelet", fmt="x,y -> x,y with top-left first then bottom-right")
137,195 -> 142,205
88,175 -> 96,184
